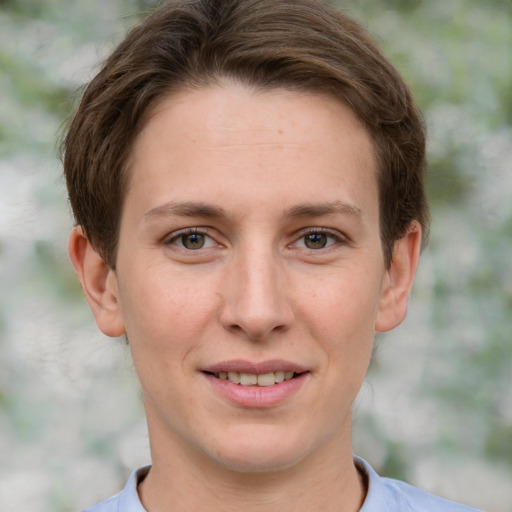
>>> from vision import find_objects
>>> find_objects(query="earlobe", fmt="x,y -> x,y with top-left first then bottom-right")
68,226 -> 126,337
375,222 -> 422,333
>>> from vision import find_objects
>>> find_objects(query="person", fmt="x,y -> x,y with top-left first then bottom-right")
62,0 -> 484,510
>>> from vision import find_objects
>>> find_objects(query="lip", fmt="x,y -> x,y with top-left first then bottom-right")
202,359 -> 309,375
201,359 -> 310,408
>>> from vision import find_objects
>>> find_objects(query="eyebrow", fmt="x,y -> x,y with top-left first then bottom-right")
144,201 -> 226,220
284,201 -> 363,220
144,200 -> 362,222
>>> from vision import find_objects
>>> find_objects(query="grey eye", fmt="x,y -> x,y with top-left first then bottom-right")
303,232 -> 328,249
180,233 -> 206,249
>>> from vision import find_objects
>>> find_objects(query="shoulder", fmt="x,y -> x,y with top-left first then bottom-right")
355,457 -> 485,512
80,466 -> 150,512
81,493 -> 120,512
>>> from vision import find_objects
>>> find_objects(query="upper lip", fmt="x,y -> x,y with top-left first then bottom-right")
202,359 -> 309,375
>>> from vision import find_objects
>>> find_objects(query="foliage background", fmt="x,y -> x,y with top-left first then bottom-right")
0,0 -> 510,510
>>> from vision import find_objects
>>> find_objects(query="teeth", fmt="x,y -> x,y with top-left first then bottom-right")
227,371 -> 240,384
257,373 -> 275,387
217,371 -> 297,386
240,373 -> 258,385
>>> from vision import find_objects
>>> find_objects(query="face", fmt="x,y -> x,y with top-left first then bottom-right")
74,83 -> 419,475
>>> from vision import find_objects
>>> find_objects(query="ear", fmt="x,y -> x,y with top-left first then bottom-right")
68,226 -> 126,337
375,221 -> 422,332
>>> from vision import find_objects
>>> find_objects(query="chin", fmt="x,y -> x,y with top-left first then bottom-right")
212,449 -> 305,474
205,426 -> 315,474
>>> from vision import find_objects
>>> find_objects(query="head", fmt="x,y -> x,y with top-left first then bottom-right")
63,0 -> 429,270
64,0 -> 428,482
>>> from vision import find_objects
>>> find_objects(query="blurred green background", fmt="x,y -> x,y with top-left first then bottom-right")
0,0 -> 510,511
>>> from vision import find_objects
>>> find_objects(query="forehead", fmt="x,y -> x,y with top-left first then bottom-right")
125,83 -> 378,222
135,83 -> 372,158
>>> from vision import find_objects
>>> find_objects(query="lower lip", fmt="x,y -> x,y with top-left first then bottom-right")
203,372 -> 309,408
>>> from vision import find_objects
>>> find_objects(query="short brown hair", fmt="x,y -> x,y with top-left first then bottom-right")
63,0 -> 429,268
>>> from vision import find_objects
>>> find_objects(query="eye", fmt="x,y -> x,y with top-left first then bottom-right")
303,232 -> 329,249
167,229 -> 216,250
294,229 -> 341,250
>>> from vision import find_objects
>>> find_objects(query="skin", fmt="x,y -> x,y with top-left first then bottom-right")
69,82 -> 421,512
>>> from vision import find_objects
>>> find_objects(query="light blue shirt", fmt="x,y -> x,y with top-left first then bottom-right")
82,457 -> 484,512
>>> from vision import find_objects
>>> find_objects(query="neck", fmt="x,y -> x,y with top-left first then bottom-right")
138,417 -> 366,512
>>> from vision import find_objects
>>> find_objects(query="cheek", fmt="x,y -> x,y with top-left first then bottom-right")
118,267 -> 217,357
300,269 -> 382,341
298,268 -> 381,387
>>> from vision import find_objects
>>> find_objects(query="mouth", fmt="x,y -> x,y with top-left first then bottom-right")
201,361 -> 309,406
204,370 -> 304,387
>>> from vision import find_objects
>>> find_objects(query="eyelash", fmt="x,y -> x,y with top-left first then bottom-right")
162,227 -> 348,252
163,228 -> 215,249
293,227 -> 346,250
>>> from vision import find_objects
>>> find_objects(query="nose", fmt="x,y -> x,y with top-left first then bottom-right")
219,247 -> 294,341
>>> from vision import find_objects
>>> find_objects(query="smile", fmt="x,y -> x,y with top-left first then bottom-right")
213,371 -> 298,386
202,363 -> 309,407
